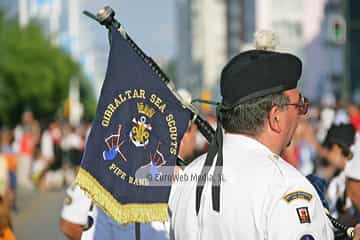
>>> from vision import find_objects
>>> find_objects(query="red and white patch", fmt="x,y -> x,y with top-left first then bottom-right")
296,207 -> 311,224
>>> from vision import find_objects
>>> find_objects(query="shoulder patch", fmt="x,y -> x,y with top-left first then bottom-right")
296,207 -> 311,224
299,234 -> 315,240
64,195 -> 73,206
283,190 -> 312,203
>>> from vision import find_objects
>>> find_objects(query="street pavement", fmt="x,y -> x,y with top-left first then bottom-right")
12,188 -> 67,240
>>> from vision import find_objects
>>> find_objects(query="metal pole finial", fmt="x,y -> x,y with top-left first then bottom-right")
97,6 -> 115,27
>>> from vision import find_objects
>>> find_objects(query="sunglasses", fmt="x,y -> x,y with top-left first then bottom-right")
284,94 -> 310,115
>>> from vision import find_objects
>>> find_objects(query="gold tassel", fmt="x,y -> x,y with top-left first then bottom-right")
75,168 -> 169,224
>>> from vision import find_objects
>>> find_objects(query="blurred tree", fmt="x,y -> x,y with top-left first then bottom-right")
79,77 -> 97,122
0,13 -> 97,126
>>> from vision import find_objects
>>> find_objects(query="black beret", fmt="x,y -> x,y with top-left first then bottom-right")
323,123 -> 356,149
220,50 -> 302,107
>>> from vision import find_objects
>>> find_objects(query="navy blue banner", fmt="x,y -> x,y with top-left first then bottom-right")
76,26 -> 191,224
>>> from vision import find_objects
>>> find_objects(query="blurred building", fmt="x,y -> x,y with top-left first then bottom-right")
175,0 -> 357,104
175,0 -> 255,103
301,0 -> 344,101
348,0 -> 360,103
301,0 -> 360,103
0,0 -> 62,32
176,0 -> 227,100
176,0 -> 308,102
0,0 -> 18,19
227,0 -> 256,57
176,0 -> 197,95
256,0 -> 304,55
253,0 -> 348,102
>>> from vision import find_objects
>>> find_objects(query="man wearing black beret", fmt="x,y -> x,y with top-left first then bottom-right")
169,36 -> 360,239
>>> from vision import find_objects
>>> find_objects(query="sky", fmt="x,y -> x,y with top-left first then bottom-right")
86,0 -> 177,61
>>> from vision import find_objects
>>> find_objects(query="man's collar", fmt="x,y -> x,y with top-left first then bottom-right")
223,133 -> 278,157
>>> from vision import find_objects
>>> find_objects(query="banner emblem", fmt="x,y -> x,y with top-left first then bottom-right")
102,125 -> 127,161
142,143 -> 167,179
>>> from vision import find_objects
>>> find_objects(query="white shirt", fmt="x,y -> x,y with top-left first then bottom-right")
61,133 -> 83,151
61,184 -> 97,240
345,133 -> 360,180
317,108 -> 335,142
334,109 -> 349,125
327,168 -> 352,218
41,130 -> 54,160
169,134 -> 334,240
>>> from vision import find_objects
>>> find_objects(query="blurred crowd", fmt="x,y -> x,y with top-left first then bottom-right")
0,110 -> 91,239
1,97 -> 360,239
281,98 -> 360,178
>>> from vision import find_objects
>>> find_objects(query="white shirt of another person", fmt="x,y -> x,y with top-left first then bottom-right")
61,184 -> 97,240
345,133 -> 360,180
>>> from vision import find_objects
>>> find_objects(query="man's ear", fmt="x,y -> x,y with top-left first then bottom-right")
268,105 -> 282,133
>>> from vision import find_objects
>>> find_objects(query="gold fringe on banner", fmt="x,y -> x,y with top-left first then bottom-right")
75,167 -> 169,224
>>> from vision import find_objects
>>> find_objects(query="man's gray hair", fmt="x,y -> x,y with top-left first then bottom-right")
219,93 -> 290,136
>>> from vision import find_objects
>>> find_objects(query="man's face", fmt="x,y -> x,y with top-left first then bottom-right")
282,89 -> 303,149
326,144 -> 347,170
